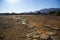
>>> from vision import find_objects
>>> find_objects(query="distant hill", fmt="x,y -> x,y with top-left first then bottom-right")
39,8 -> 60,13
26,8 -> 60,15
0,8 -> 60,15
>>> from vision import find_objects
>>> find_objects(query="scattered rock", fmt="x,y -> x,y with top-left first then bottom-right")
21,19 -> 28,25
45,24 -> 59,30
40,33 -> 49,39
26,31 -> 40,39
12,17 -> 21,20
46,31 -> 56,35
27,38 -> 32,40
33,39 -> 37,40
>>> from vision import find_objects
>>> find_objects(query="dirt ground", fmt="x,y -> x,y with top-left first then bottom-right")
0,15 -> 60,40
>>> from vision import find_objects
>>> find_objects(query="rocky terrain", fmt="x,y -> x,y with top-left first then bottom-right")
0,15 -> 60,40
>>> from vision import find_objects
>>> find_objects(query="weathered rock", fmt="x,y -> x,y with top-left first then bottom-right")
12,17 -> 21,20
21,19 -> 28,25
45,24 -> 59,30
40,34 -> 49,39
27,38 -> 32,40
26,31 -> 40,39
33,39 -> 37,40
46,31 -> 56,35
52,35 -> 59,40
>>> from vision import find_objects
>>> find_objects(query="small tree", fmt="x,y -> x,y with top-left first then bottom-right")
37,11 -> 41,15
55,11 -> 60,16
49,11 -> 56,16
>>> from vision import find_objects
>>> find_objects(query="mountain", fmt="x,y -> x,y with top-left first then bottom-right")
38,8 -> 60,13
0,8 -> 60,15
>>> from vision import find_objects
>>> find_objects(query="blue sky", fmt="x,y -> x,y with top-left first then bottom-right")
0,0 -> 60,13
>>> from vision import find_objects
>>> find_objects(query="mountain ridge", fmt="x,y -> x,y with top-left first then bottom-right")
39,8 -> 60,13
